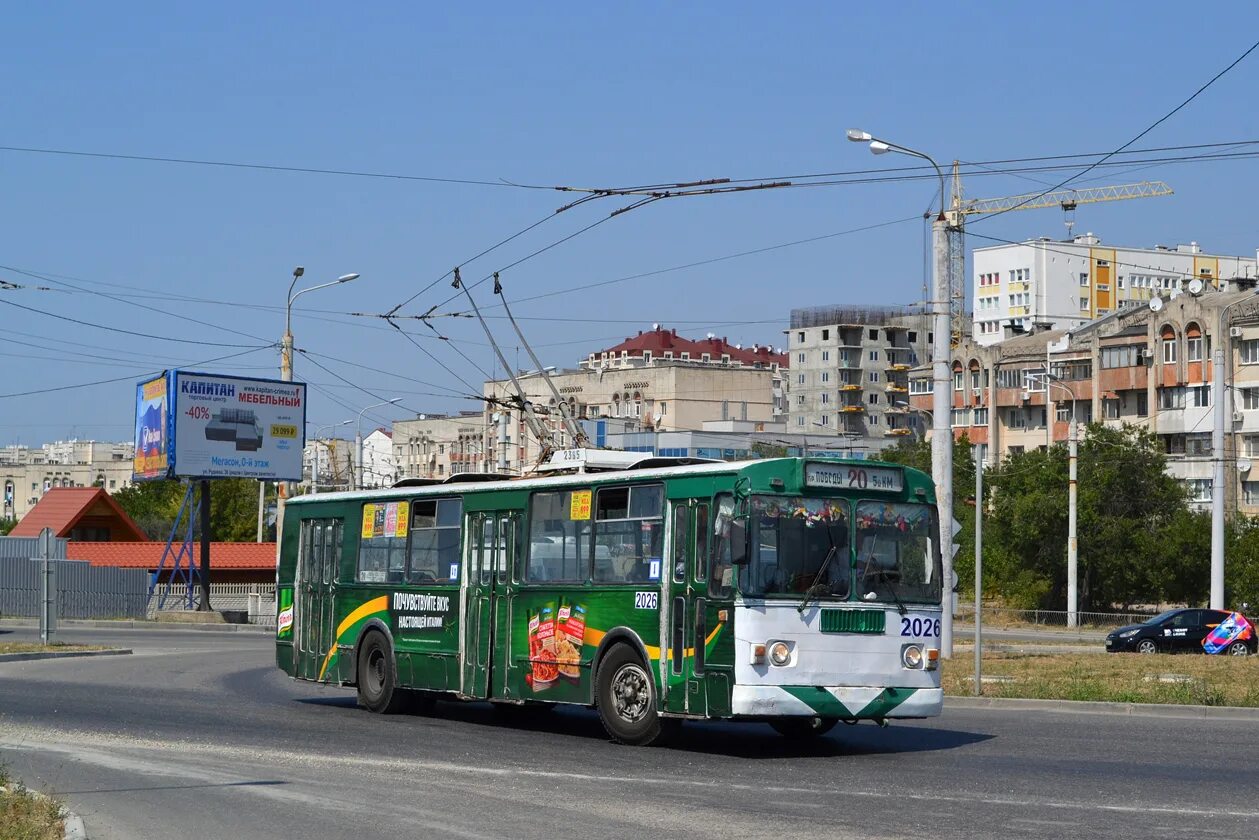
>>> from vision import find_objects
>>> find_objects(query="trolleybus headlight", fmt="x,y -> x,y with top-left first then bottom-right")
901,643 -> 924,669
768,641 -> 792,666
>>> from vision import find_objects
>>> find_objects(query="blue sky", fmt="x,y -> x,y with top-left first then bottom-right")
2,2 -> 1258,444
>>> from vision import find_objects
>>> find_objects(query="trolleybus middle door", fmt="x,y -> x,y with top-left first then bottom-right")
462,513 -> 503,698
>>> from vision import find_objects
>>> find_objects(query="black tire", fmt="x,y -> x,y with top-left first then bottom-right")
1135,639 -> 1159,654
595,645 -> 667,746
1226,640 -> 1251,657
356,631 -> 407,714
769,717 -> 840,739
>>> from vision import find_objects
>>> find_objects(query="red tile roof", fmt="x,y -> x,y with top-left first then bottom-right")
67,541 -> 278,570
9,487 -> 148,541
595,327 -> 788,368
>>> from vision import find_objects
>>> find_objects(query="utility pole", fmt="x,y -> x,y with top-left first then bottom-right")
198,479 -> 212,611
1067,414 -> 1078,628
973,446 -> 983,695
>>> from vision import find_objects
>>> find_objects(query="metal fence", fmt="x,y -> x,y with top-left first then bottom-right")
0,535 -> 68,561
148,582 -> 277,626
955,604 -> 1158,630
0,555 -> 149,619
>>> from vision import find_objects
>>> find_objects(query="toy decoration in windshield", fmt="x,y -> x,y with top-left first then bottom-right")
856,503 -> 932,532
750,496 -> 846,525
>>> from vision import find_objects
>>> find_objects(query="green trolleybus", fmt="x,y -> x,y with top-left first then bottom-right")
276,452 -> 944,745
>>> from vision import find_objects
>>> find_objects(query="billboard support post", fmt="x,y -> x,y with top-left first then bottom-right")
198,480 -> 212,610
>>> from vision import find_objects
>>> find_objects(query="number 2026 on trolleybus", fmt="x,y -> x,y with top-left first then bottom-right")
275,451 -> 944,745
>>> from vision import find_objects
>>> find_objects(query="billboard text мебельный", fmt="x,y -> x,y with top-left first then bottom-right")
171,372 -> 307,481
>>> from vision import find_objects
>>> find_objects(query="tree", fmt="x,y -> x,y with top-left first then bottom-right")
0,518 -> 16,536
112,479 -> 275,542
985,423 -> 1192,610
873,433 -> 977,596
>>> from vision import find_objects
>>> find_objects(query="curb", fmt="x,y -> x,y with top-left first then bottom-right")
945,694 -> 1259,721
0,784 -> 88,839
0,618 -> 273,634
0,648 -> 132,664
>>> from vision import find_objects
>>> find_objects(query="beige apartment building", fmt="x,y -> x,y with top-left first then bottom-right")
1,440 -> 135,521
914,274 -> 1259,514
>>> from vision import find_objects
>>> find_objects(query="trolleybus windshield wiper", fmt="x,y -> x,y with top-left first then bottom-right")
797,544 -> 837,613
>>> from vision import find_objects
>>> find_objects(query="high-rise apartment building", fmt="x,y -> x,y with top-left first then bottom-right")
972,234 -> 1256,345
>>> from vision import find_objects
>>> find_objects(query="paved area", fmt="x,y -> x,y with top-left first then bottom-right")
1,625 -> 1255,839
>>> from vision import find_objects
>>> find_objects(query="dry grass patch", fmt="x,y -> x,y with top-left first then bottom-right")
0,766 -> 64,840
943,651 -> 1259,706
0,642 -> 105,655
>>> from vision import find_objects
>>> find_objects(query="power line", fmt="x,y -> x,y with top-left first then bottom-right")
0,346 -> 271,399
969,37 -> 1259,225
0,144 -> 553,189
0,297 -> 270,348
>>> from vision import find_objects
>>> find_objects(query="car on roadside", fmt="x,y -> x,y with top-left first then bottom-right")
1105,608 -> 1255,655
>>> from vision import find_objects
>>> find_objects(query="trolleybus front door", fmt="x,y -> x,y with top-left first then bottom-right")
664,500 -> 707,715
463,512 -> 513,698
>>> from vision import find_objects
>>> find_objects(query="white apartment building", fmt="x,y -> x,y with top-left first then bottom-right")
972,233 -> 1257,346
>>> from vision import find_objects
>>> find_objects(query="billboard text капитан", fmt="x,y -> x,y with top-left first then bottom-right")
170,372 -> 307,481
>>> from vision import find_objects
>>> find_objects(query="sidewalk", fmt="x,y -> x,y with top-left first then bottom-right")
0,617 -> 273,633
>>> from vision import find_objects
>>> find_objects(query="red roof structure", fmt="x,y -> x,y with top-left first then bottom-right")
592,326 -> 788,368
67,542 -> 278,571
9,487 -> 147,542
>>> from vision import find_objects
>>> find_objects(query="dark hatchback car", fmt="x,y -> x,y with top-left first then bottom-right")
1105,608 -> 1255,655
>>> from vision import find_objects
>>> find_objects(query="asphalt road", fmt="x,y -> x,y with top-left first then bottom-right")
1,625 -> 1255,840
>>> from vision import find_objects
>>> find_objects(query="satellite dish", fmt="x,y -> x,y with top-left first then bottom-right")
1188,278 -> 1205,295
1168,287 -> 1183,301
1239,458 -> 1253,473
1148,296 -> 1164,312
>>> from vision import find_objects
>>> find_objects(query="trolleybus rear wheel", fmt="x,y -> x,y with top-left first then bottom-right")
356,631 -> 406,714
596,645 -> 667,746
769,717 -> 839,739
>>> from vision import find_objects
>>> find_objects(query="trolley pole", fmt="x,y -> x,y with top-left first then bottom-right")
973,446 -> 983,695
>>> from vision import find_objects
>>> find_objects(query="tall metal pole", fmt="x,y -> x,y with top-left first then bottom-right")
932,214 -> 955,658
256,481 -> 265,542
973,445 -> 983,695
198,479 -> 212,611
1067,416 -> 1079,628
1209,296 -> 1250,609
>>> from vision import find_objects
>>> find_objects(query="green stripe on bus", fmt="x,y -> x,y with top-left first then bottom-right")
781,686 -> 915,719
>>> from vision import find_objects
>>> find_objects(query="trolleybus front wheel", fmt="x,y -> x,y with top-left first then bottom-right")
596,645 -> 668,746
769,717 -> 839,739
356,631 -> 407,714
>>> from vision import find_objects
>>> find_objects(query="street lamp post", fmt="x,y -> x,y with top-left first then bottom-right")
282,267 -> 361,383
357,399 -> 402,490
1043,373 -> 1079,628
851,128 -> 955,656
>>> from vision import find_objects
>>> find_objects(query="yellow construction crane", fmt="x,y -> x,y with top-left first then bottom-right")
941,166 -> 1173,343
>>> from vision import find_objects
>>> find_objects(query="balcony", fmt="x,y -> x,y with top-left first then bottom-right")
839,383 -> 862,391
885,384 -> 908,394
886,363 -> 912,372
884,428 -> 912,437
840,405 -> 865,414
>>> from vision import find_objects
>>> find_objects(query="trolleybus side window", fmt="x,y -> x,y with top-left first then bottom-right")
526,490 -> 592,583
593,484 -> 663,583
357,501 -> 409,584
709,493 -> 738,598
694,502 -> 709,584
408,498 -> 462,584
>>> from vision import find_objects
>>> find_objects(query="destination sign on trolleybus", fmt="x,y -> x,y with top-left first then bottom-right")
805,461 -> 903,492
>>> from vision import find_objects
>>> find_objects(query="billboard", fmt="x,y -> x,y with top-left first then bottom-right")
172,372 -> 307,481
133,375 -> 170,480
132,371 -> 307,481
